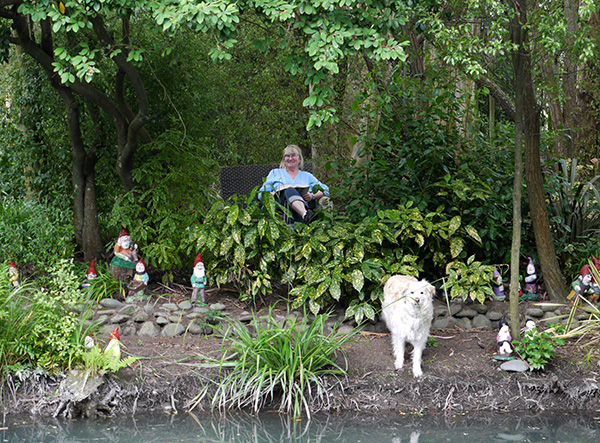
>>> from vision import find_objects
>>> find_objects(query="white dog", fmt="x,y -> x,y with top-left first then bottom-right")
381,275 -> 435,377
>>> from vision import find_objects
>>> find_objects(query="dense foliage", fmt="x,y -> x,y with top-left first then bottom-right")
191,192 -> 487,322
332,74 -> 515,265
0,260 -> 99,376
0,196 -> 74,271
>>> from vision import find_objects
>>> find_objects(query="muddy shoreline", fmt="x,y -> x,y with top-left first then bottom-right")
3,292 -> 600,419
3,338 -> 600,419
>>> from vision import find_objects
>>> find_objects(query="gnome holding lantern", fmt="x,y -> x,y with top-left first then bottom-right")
82,260 -> 97,289
110,227 -> 139,282
191,254 -> 207,305
127,259 -> 149,296
8,261 -> 20,288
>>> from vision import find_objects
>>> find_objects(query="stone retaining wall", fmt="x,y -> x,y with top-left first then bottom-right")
87,297 -> 577,339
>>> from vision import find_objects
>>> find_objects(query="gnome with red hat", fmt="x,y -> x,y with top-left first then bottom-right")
110,227 -> 139,283
113,227 -> 138,263
127,258 -> 149,296
103,327 -> 121,363
8,261 -> 20,288
191,254 -> 207,305
567,265 -> 595,304
82,260 -> 98,288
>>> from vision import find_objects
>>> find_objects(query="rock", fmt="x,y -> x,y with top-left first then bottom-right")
168,315 -> 184,323
187,321 -> 205,335
132,312 -> 149,323
454,317 -> 473,329
194,306 -> 210,314
138,321 -> 160,337
433,317 -> 451,329
96,309 -> 116,316
110,314 -> 130,324
95,315 -> 109,326
472,314 -> 492,329
541,303 -> 558,312
487,311 -> 503,321
121,325 -> 137,336
435,307 -> 448,317
99,298 -> 123,309
118,305 -> 136,315
156,316 -> 169,326
525,307 -> 544,318
500,359 -> 530,372
162,323 -> 185,337
237,312 -> 253,322
143,304 -> 154,313
210,303 -> 226,311
455,308 -> 477,319
60,370 -> 104,403
186,312 -> 203,319
471,303 -> 489,314
448,304 -> 463,316
178,300 -> 193,311
161,303 -> 179,311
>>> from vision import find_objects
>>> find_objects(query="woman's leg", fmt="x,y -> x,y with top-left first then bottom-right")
282,188 -> 307,223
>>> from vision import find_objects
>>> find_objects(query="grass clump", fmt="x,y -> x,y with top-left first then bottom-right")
197,306 -> 359,418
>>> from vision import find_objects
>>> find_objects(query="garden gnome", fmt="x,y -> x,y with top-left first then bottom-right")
491,267 -> 505,301
82,260 -> 97,288
110,227 -> 138,283
127,259 -> 149,295
8,261 -> 19,288
523,257 -> 538,300
103,327 -> 121,363
496,317 -> 513,358
114,227 -> 138,262
191,253 -> 207,305
567,265 -> 595,304
522,319 -> 537,337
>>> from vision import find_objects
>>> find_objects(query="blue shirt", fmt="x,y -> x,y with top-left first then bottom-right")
259,168 -> 330,199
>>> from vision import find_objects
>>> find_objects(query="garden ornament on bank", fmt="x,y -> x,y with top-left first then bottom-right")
110,227 -> 139,283
495,316 -> 514,361
522,256 -> 538,301
491,267 -> 505,301
8,261 -> 19,288
191,253 -> 207,305
82,260 -> 97,289
567,264 -> 597,304
127,259 -> 149,296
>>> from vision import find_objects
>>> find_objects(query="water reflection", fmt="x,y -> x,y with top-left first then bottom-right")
2,410 -> 600,442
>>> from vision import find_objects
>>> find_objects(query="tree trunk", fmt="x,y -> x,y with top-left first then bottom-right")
63,95 -> 103,261
512,0 -> 569,302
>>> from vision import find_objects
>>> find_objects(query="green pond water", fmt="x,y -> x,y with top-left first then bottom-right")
2,410 -> 599,442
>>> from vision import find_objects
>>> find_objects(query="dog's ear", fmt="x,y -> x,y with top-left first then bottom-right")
426,284 -> 435,298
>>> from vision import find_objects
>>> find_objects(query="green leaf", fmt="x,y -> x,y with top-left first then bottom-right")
351,269 -> 364,292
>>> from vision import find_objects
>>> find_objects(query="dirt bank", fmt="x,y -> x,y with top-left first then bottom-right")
3,290 -> 600,418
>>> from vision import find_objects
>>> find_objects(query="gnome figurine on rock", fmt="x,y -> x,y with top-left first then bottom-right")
191,254 -> 207,305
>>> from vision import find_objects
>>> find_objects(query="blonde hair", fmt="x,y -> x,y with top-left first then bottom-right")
279,144 -> 304,170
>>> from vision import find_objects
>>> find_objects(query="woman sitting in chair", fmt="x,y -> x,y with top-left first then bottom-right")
259,144 -> 329,224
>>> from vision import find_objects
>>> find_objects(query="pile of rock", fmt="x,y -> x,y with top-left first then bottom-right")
86,296 -> 576,340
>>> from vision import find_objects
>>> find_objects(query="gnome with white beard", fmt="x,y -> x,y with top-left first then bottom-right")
191,254 -> 207,305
